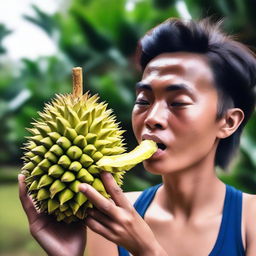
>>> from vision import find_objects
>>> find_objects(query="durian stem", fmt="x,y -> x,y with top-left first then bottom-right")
72,67 -> 83,97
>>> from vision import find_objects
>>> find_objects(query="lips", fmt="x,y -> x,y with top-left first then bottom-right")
142,134 -> 167,151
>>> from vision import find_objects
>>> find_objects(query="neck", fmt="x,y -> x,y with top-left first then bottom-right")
160,157 -> 225,222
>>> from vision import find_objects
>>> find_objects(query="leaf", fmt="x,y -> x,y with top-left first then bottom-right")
0,24 -> 12,54
23,5 -> 58,37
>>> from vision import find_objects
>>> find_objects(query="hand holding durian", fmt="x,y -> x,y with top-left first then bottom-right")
18,165 -> 163,256
20,67 -> 157,223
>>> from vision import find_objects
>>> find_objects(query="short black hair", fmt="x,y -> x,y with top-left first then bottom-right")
136,18 -> 256,169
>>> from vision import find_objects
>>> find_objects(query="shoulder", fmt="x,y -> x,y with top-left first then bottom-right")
243,192 -> 256,227
124,190 -> 143,205
242,192 -> 256,254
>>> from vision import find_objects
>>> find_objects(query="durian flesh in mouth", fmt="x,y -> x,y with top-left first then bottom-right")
21,91 -> 157,223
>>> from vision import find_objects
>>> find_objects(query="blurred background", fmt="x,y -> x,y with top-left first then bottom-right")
0,0 -> 255,255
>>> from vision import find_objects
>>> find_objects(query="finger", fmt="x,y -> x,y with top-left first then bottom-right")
18,174 -> 39,224
88,209 -> 124,237
87,209 -> 113,229
100,172 -> 131,209
79,183 -> 115,217
86,216 -> 117,242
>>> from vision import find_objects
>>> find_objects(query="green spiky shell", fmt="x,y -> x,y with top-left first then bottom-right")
22,92 -> 127,223
21,92 -> 157,223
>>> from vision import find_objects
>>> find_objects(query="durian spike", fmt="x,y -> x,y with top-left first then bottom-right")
72,67 -> 83,97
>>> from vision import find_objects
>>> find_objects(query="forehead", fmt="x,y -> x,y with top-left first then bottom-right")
141,52 -> 215,92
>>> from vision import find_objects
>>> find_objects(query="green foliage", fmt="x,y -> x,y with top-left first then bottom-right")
23,5 -> 58,37
0,183 -> 45,255
153,0 -> 177,9
0,0 -> 256,253
0,0 -> 255,193
0,24 -> 12,54
0,56 -> 73,163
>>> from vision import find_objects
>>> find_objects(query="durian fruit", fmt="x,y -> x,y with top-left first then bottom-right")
21,67 -> 157,223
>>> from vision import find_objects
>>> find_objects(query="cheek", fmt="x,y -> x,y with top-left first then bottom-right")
171,104 -> 219,144
131,107 -> 144,140
178,97 -> 218,128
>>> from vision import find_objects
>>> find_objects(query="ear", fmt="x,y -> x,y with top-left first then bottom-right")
217,108 -> 244,139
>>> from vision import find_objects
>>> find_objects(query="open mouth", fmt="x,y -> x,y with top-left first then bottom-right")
157,143 -> 167,150
141,134 -> 167,152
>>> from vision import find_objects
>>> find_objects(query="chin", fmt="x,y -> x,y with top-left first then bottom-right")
143,160 -> 170,175
143,157 -> 192,175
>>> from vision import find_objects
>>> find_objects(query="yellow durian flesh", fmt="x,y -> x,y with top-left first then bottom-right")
97,140 -> 157,171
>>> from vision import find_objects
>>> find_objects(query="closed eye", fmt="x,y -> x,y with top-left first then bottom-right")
170,102 -> 189,107
135,100 -> 149,105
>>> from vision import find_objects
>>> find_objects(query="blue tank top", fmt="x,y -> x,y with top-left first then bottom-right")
118,184 -> 245,256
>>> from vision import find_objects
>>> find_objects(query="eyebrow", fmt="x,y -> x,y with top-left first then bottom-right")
135,82 -> 195,94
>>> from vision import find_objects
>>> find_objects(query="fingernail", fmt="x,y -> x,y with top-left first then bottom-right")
79,184 -> 88,192
18,174 -> 24,182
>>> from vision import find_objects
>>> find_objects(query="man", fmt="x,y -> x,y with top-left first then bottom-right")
19,18 -> 256,255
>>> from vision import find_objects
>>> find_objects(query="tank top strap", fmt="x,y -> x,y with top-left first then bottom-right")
118,184 -> 162,256
118,184 -> 245,256
209,184 -> 245,256
133,183 -> 162,217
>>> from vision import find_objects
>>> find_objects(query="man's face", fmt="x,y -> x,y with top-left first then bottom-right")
132,52 -> 223,174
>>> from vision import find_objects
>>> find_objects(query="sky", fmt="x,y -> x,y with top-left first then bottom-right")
0,0 -> 61,60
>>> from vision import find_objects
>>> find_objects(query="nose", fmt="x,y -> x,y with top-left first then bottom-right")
144,102 -> 168,130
